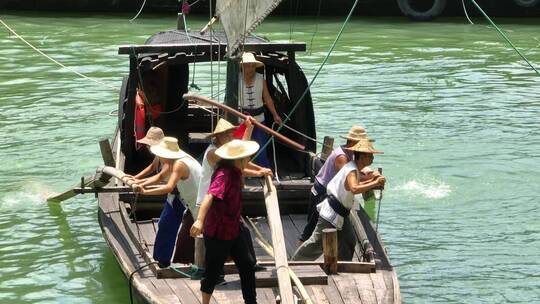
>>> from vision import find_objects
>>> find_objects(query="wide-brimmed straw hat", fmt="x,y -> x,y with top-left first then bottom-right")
340,126 -> 373,142
137,127 -> 165,146
346,139 -> 383,154
215,139 -> 259,160
150,137 -> 187,159
207,119 -> 237,138
241,52 -> 264,68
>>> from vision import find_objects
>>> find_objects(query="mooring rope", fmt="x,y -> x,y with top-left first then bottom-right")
128,261 -> 158,304
468,0 -> 539,75
0,18 -> 119,91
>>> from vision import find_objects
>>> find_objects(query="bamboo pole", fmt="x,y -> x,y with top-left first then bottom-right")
97,166 -> 139,190
183,94 -> 305,151
245,217 -> 313,304
262,175 -> 295,304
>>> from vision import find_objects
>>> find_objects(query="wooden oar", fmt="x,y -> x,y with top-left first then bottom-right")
47,139 -> 117,203
183,94 -> 305,151
47,175 -> 96,203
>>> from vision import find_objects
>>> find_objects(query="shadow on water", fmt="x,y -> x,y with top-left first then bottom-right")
46,201 -> 128,303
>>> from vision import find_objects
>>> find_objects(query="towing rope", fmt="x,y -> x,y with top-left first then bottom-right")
468,0 -> 539,75
0,18 -> 119,91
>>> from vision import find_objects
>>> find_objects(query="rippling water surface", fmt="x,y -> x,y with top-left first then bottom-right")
0,12 -> 539,303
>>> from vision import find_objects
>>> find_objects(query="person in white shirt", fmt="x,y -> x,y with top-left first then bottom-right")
292,139 -> 386,261
136,137 -> 202,267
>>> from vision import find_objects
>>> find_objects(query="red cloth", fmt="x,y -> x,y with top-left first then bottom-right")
204,166 -> 243,240
148,103 -> 162,121
232,122 -> 247,139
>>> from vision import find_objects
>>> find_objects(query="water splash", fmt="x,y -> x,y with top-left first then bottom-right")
394,179 -> 451,199
0,182 -> 56,209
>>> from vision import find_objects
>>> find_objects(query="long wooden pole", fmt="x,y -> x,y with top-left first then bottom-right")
183,94 -> 305,151
262,175 -> 295,304
245,217 -> 313,304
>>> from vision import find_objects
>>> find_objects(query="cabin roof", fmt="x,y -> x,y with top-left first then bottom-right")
118,30 -> 306,55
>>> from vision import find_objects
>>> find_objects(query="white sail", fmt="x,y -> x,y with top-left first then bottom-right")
216,0 -> 283,56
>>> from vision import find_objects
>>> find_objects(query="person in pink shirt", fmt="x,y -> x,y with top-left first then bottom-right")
190,139 -> 260,304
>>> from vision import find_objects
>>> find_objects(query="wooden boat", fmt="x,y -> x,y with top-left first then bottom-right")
89,26 -> 401,303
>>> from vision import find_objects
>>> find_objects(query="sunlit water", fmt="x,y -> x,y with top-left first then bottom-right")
0,12 -> 539,303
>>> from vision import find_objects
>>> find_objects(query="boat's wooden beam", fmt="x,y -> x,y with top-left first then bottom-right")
157,260 -> 375,279
73,186 -> 133,194
118,42 -> 306,55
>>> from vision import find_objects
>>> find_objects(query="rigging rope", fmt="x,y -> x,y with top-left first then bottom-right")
129,0 -> 147,23
0,18 -> 118,91
308,0 -> 323,55
462,0 -> 475,25
253,0 -> 362,159
468,0 -> 539,75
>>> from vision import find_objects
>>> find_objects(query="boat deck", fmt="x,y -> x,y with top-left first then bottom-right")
98,192 -> 400,304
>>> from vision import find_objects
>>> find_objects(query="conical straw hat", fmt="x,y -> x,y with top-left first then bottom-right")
340,126 -> 369,142
150,137 -> 187,159
137,127 -> 164,146
346,138 -> 383,154
215,139 -> 260,160
207,119 -> 237,138
241,52 -> 264,68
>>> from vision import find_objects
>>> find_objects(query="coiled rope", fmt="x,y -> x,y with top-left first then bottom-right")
0,18 -> 119,91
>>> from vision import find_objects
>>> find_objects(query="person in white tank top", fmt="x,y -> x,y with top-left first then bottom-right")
292,139 -> 386,261
238,52 -> 283,168
135,137 -> 201,267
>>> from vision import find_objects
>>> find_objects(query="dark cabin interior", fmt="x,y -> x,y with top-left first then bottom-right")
118,31 -> 317,184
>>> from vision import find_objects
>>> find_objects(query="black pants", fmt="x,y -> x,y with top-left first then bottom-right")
300,180 -> 327,241
241,220 -> 257,265
201,235 -> 257,304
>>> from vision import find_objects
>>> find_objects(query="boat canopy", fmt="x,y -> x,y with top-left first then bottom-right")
118,30 -> 316,180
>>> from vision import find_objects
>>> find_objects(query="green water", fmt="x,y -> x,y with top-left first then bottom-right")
1,12 -> 539,303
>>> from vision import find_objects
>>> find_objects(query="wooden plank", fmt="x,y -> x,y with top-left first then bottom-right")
308,286 -> 330,304
332,274 -> 362,304
370,272 -> 388,303
322,275 -> 345,304
164,278 -> 201,304
254,266 -> 327,288
99,138 -> 116,167
262,175 -> 294,304
280,215 -> 302,258
355,274 -> 377,304
184,278 -> 219,304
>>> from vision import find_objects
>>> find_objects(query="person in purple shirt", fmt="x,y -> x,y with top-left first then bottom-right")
299,126 -> 377,244
190,139 -> 260,304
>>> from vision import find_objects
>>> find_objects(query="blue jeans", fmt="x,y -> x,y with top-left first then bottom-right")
251,127 -> 270,168
153,195 -> 186,266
